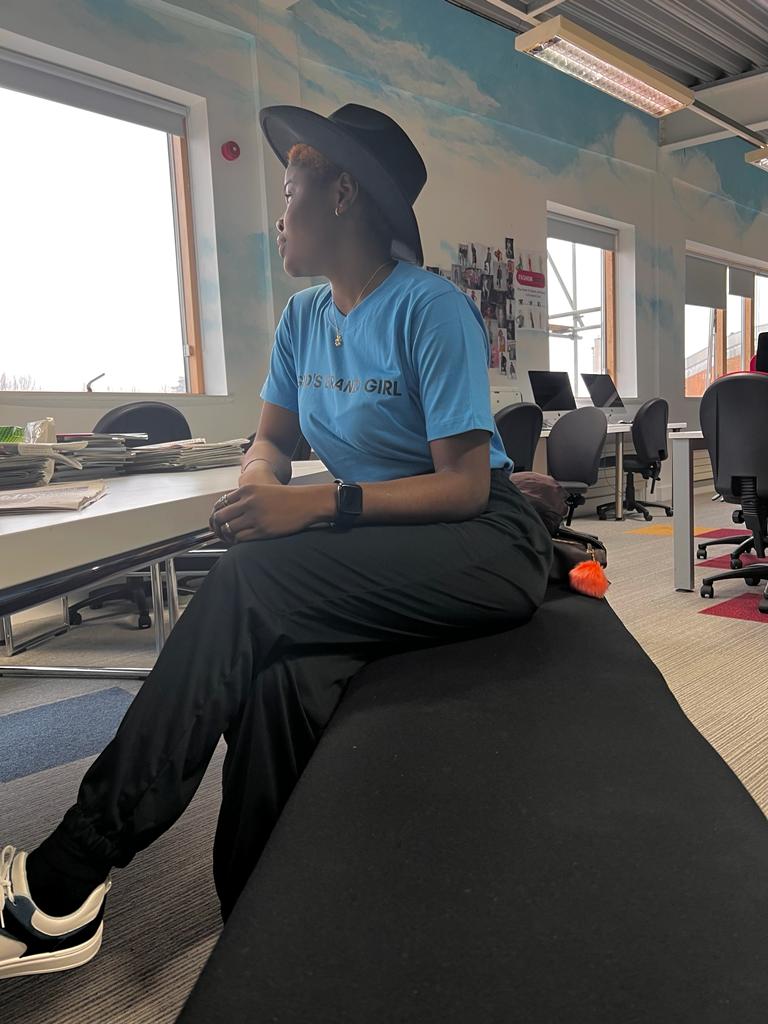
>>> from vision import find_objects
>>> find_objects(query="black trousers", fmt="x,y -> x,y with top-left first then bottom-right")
39,471 -> 552,919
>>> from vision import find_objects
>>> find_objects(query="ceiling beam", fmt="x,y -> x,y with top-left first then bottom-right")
526,0 -> 570,16
483,0 -> 538,25
660,70 -> 768,149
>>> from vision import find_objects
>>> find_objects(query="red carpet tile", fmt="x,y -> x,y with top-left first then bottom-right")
696,528 -> 752,540
700,592 -> 768,623
697,553 -> 768,570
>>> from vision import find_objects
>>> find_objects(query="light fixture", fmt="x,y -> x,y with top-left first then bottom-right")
515,16 -> 694,118
744,147 -> 768,172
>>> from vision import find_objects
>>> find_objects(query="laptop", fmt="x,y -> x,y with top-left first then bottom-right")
528,371 -> 577,422
581,373 -> 630,421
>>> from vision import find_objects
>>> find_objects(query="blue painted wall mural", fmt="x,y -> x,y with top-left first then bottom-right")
0,0 -> 766,432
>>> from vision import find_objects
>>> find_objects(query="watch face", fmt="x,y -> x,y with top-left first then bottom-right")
338,482 -> 363,515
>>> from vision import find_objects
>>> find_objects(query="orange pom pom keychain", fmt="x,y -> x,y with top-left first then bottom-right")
569,544 -> 610,599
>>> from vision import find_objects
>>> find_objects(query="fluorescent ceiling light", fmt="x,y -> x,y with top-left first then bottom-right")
744,147 -> 768,172
515,16 -> 694,118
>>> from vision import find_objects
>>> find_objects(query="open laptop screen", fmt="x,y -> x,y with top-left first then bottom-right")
528,370 -> 577,412
581,372 -> 624,410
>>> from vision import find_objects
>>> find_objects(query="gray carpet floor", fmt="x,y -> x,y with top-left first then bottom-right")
0,490 -> 766,1022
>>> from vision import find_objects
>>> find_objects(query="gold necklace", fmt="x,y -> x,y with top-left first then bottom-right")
330,260 -> 393,347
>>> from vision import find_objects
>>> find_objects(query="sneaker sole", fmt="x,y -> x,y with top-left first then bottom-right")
0,922 -> 104,979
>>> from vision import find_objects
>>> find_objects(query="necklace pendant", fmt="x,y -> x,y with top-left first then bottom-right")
334,333 -> 343,347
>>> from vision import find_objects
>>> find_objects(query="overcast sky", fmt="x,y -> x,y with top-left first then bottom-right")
0,88 -> 185,394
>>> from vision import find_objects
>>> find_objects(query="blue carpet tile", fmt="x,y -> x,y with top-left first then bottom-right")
0,687 -> 134,783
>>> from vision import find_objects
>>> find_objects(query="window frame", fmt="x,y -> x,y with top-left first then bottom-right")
170,135 -> 205,394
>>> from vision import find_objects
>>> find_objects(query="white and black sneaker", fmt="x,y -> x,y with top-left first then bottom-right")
0,846 -> 111,979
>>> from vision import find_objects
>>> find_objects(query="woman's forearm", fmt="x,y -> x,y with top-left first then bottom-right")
241,440 -> 293,484
302,468 -> 490,527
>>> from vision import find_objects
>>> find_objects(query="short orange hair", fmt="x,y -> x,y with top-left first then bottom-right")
286,143 -> 340,179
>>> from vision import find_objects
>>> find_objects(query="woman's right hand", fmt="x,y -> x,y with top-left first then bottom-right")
209,462 -> 282,543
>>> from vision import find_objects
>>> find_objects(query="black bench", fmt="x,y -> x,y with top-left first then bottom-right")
178,587 -> 768,1022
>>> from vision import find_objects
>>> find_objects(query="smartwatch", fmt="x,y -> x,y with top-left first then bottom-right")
333,479 -> 363,528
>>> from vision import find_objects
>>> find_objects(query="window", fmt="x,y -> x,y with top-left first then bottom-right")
0,51 -> 203,394
755,274 -> 768,350
684,305 -> 717,398
546,216 -> 616,399
684,257 -> 757,397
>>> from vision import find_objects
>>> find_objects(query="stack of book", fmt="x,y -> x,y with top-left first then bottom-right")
51,433 -> 146,482
128,438 -> 249,473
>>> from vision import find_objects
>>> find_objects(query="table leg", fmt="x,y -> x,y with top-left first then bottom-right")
150,562 -> 167,654
0,665 -> 151,679
672,436 -> 694,591
166,558 -> 180,629
614,433 -> 625,521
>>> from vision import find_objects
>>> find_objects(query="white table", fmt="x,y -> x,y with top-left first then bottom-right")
671,431 -> 704,591
0,461 -> 331,675
539,422 -> 687,521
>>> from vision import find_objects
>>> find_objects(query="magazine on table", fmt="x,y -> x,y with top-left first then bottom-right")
0,480 -> 106,513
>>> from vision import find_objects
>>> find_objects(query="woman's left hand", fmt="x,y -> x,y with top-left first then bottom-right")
210,483 -> 315,543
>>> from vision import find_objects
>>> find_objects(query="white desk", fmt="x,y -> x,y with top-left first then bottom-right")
0,462 -> 330,592
539,422 -> 687,521
0,461 -> 331,675
671,431 -> 704,591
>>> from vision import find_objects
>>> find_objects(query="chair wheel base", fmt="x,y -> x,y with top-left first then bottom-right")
138,613 -> 152,630
700,585 -> 714,598
730,558 -> 742,570
68,611 -> 82,626
745,577 -> 760,587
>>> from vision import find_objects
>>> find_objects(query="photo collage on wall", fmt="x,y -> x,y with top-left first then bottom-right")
425,237 -> 518,380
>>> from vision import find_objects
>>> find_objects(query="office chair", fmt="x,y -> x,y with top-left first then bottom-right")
696,508 -> 755,570
749,331 -> 768,373
93,401 -> 192,443
597,398 -> 673,522
69,402 -> 194,629
546,407 -> 607,525
699,373 -> 768,610
494,402 -> 543,473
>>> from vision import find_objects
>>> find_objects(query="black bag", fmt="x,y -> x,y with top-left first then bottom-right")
512,472 -> 608,583
550,525 -> 608,583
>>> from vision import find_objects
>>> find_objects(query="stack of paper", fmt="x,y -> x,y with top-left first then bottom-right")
0,480 -> 106,513
128,438 -> 249,473
0,453 -> 54,489
51,433 -> 141,482
0,441 -> 86,490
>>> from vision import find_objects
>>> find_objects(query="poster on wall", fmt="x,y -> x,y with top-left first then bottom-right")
428,236 -> 519,380
513,250 -> 547,332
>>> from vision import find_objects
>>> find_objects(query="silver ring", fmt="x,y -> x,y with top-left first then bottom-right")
221,521 -> 236,545
218,492 -> 231,507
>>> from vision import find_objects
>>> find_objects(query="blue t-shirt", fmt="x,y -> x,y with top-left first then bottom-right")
260,260 -> 513,482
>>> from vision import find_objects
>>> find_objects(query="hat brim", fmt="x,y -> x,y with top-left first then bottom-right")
259,105 -> 423,266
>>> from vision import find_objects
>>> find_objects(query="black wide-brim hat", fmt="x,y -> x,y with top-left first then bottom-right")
259,103 -> 427,266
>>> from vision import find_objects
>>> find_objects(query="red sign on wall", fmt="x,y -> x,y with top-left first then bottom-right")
515,269 -> 545,289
